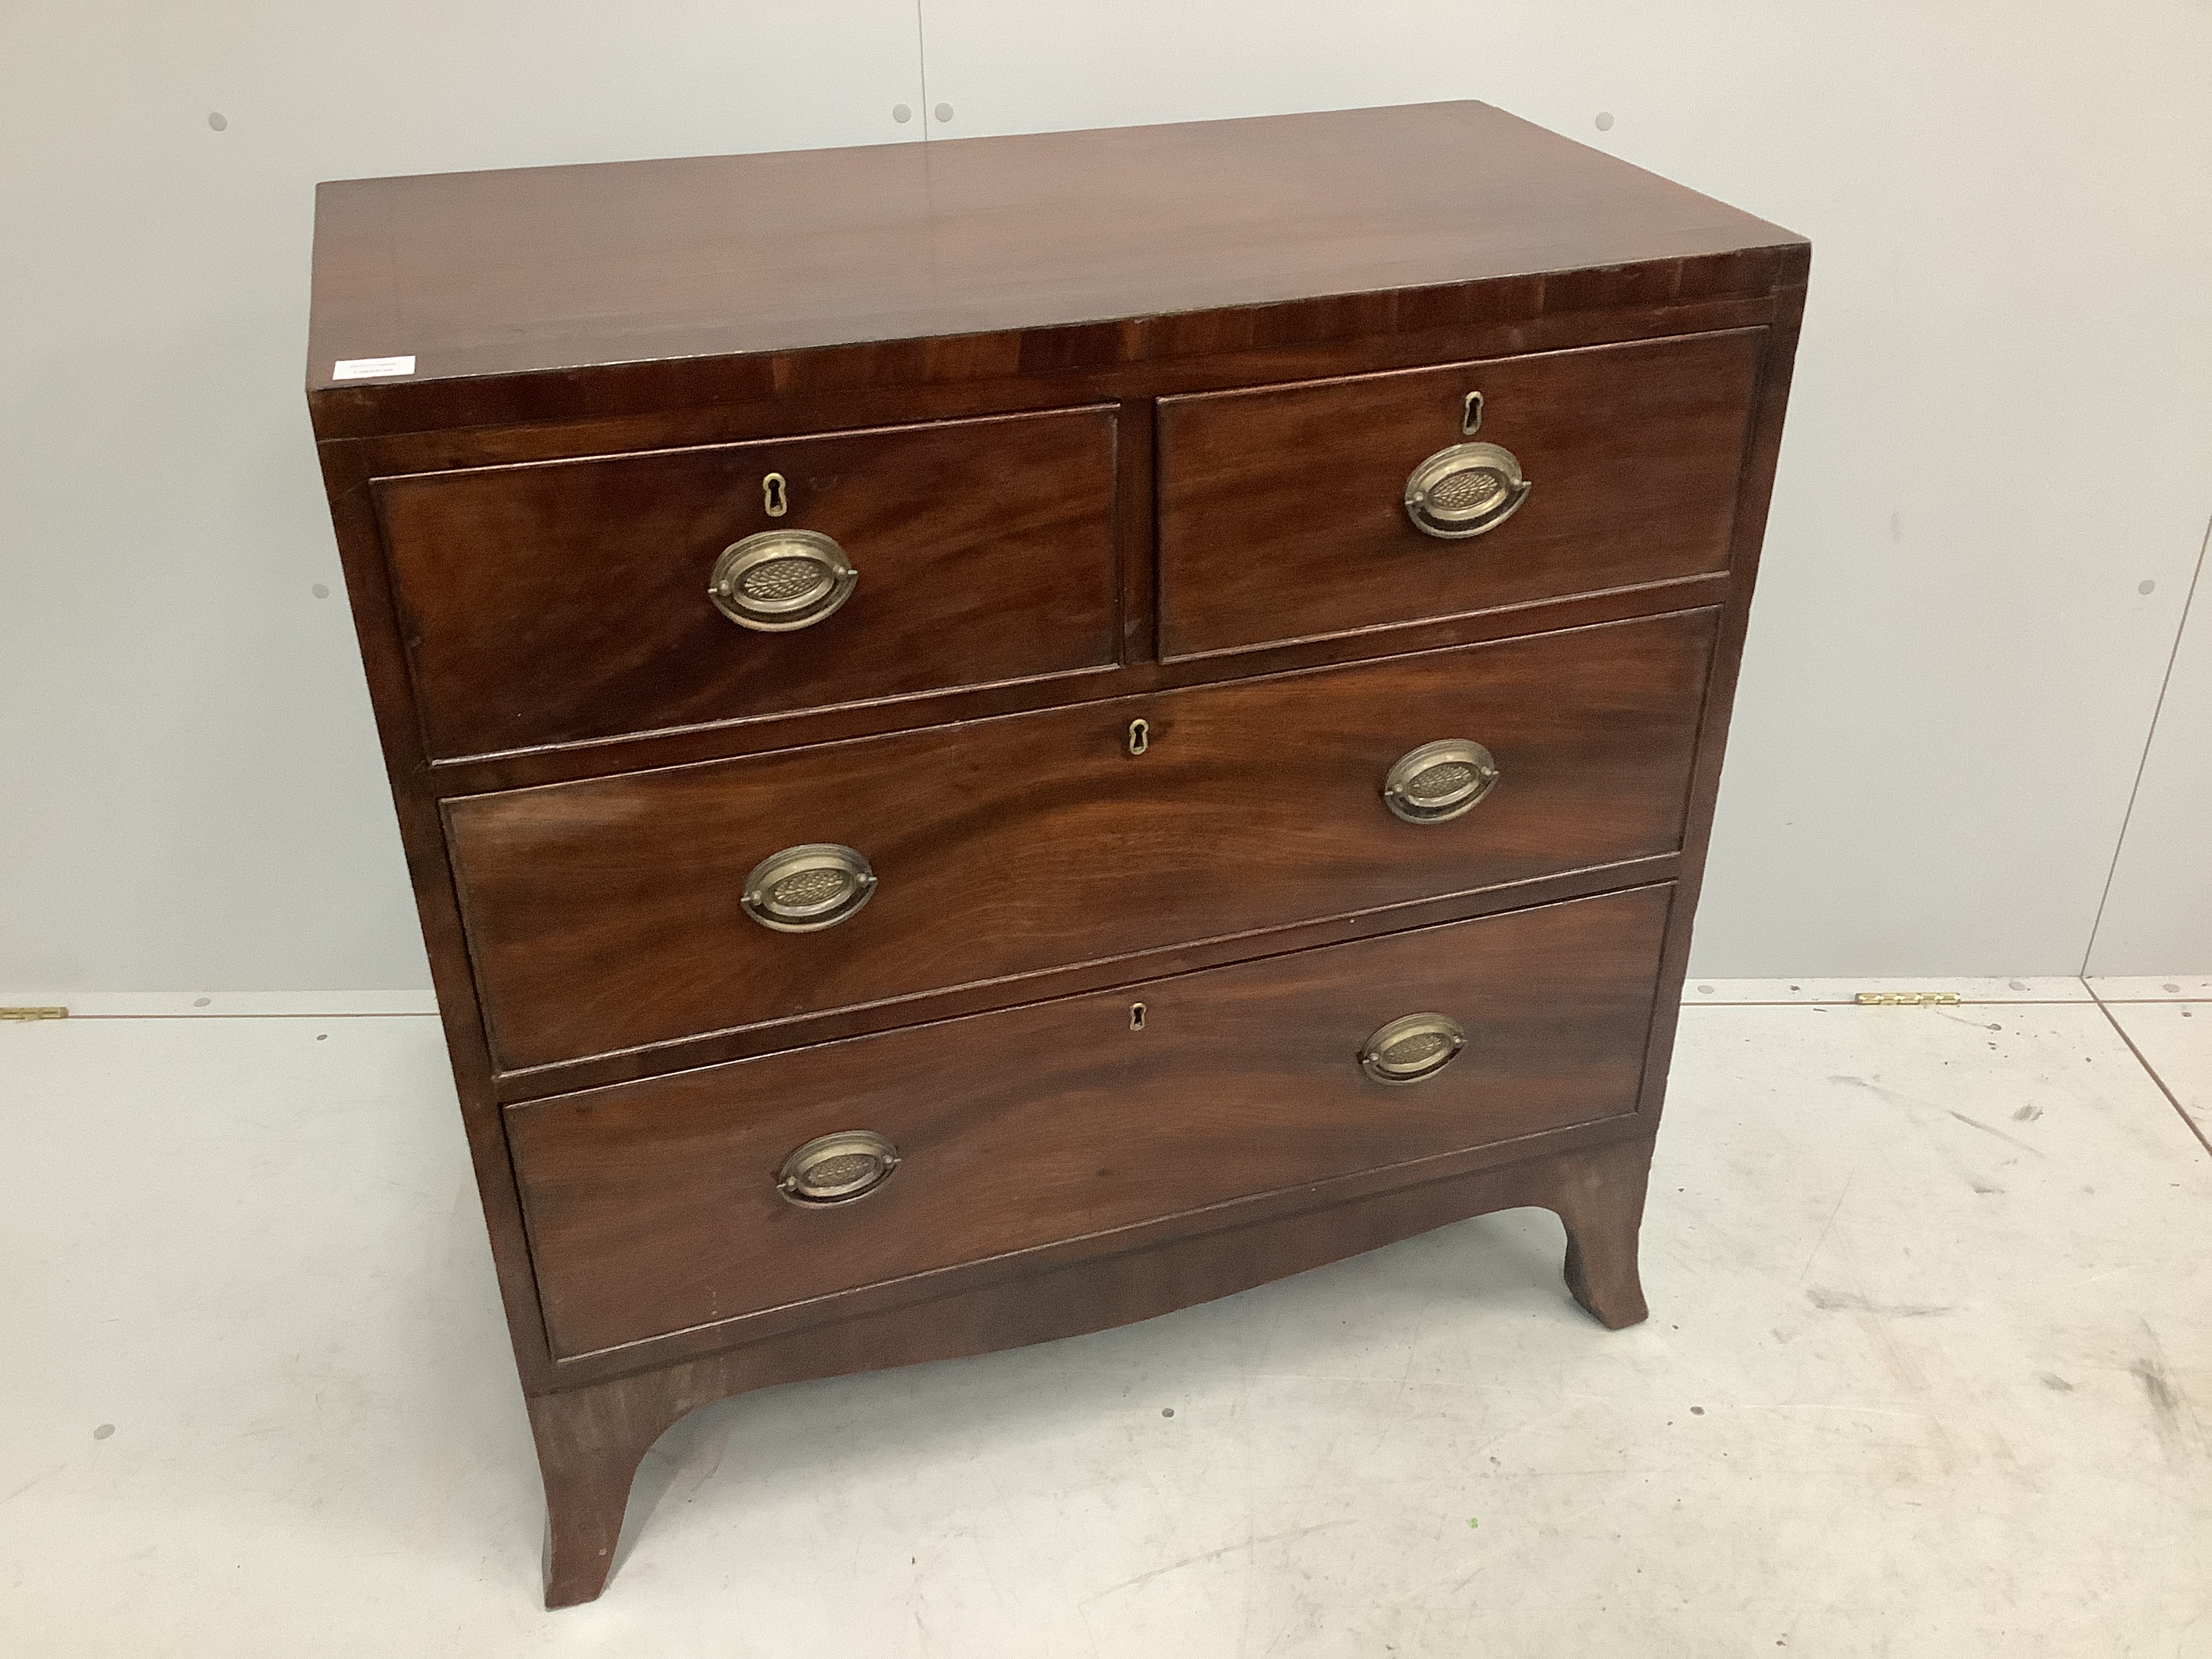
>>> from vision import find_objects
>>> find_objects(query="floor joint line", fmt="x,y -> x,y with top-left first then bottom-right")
2092,996 -> 2212,1160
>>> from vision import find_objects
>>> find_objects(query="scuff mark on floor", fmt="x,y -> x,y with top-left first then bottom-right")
1805,1287 -> 1955,1318
1796,1170 -> 1856,1284
1828,1076 -> 2048,1159
1082,1520 -> 1352,1603
2125,1319 -> 2206,1462
668,1422 -> 733,1506
1943,1109 -> 2045,1157
0,1461 -> 70,1509
2129,1356 -> 2186,1456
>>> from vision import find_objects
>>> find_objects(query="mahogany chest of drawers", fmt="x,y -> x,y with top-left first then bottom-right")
306,102 -> 1806,1605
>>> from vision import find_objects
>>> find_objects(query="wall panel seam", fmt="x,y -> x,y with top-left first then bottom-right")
2079,508 -> 2212,975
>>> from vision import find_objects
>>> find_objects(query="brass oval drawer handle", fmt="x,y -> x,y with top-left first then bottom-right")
1359,1013 -> 1467,1085
1404,441 -> 1532,539
708,529 -> 858,631
777,1130 -> 901,1205
1382,739 -> 1500,824
741,843 -> 877,932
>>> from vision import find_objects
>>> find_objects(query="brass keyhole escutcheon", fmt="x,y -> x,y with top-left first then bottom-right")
762,472 -> 788,517
1462,390 -> 1484,435
1126,718 -> 1149,756
1130,1002 -> 1147,1032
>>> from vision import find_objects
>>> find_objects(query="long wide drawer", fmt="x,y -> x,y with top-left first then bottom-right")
373,406 -> 1120,761
508,884 -> 1673,1359
448,607 -> 1717,1072
1156,330 -> 1761,658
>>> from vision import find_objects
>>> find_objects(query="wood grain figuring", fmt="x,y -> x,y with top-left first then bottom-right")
529,1131 -> 1656,1605
507,885 -> 1669,1360
409,573 -> 1736,808
1158,330 -> 1761,657
308,102 -> 1803,436
375,407 -> 1118,760
493,859 -> 1681,1103
323,286 -> 1795,481
447,608 -> 1717,1073
304,102 -> 1809,1607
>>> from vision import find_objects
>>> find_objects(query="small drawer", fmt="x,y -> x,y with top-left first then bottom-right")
446,607 -> 1716,1073
507,884 -> 1672,1359
1155,330 -> 1762,658
373,407 -> 1119,760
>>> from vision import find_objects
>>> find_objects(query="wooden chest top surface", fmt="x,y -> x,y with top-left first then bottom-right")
307,101 -> 1803,432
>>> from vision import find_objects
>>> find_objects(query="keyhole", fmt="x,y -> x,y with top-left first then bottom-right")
1126,718 -> 1149,756
1462,391 -> 1484,435
1130,1002 -> 1147,1031
763,473 -> 788,517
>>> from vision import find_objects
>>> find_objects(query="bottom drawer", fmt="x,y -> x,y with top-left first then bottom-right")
508,883 -> 1674,1359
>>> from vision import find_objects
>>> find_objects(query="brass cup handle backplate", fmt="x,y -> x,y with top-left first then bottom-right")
709,529 -> 858,631
1359,1013 -> 1467,1085
741,842 -> 877,933
777,1130 -> 901,1205
1404,441 -> 1532,539
1382,739 -> 1500,824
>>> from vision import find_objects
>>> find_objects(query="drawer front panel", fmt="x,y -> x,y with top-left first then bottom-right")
374,407 -> 1120,760
449,609 -> 1716,1073
1156,331 -> 1761,658
508,884 -> 1673,1359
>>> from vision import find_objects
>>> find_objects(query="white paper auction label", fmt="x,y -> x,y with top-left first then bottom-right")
331,355 -> 417,380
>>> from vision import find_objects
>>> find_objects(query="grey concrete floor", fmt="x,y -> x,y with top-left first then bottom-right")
2,979 -> 2207,1656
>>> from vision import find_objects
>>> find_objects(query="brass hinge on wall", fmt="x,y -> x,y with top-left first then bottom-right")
1852,991 -> 1961,1006
0,1006 -> 68,1021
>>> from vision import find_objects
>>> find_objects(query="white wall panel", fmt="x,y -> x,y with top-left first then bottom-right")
2087,539 -> 2212,975
0,1 -> 925,992
919,0 -> 2212,977
3,1 -> 2209,991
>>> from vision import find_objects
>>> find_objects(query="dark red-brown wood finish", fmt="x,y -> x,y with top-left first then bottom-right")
449,609 -> 1716,1076
306,100 -> 1807,1607
377,405 -> 1120,760
1157,329 -> 1761,657
510,885 -> 1673,1361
